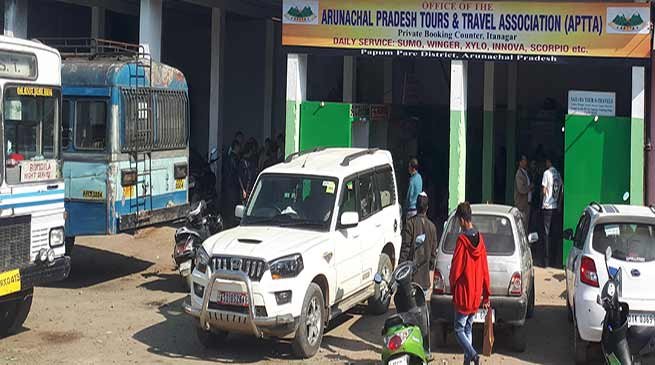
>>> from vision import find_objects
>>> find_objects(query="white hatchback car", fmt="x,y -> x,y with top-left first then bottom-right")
566,203 -> 655,364
184,148 -> 402,358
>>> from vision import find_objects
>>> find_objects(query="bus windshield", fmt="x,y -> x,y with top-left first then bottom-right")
3,85 -> 60,184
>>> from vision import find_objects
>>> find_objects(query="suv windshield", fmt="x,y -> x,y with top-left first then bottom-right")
242,174 -> 338,231
592,223 -> 655,262
3,85 -> 60,184
443,214 -> 516,256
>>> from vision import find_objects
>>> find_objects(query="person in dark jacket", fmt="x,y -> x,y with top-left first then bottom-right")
399,192 -> 438,292
450,202 -> 491,365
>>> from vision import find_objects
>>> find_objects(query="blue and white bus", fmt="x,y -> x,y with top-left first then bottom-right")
0,36 -> 70,336
53,39 -> 189,252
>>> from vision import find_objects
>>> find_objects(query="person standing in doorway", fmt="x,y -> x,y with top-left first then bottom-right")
450,202 -> 491,365
541,157 -> 562,267
514,155 -> 533,231
405,158 -> 423,219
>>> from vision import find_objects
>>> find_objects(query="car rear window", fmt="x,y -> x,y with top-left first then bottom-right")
592,223 -> 655,263
443,215 -> 516,256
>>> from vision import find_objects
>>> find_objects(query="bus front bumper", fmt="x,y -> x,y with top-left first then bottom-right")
119,203 -> 189,231
1,256 -> 71,303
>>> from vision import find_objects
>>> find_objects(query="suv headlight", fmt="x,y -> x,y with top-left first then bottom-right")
49,227 -> 64,247
269,254 -> 304,280
195,246 -> 211,273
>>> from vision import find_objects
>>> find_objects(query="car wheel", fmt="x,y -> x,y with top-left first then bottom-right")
511,325 -> 527,353
566,298 -> 573,323
367,253 -> 393,315
292,283 -> 325,359
573,316 -> 588,364
431,322 -> 448,348
0,289 -> 33,337
65,236 -> 75,256
526,279 -> 536,319
196,326 -> 228,348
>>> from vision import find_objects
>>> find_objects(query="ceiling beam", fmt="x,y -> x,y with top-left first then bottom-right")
182,0 -> 280,18
56,0 -> 139,15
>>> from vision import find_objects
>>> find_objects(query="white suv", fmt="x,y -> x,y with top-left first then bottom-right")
565,203 -> 655,364
184,148 -> 402,358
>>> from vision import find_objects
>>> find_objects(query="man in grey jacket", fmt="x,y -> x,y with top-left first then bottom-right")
514,155 -> 533,231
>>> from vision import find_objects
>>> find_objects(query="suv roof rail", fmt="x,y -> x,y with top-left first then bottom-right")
340,148 -> 379,167
589,202 -> 604,213
284,147 -> 326,163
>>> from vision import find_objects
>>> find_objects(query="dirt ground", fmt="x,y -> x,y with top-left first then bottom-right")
0,226 -> 629,364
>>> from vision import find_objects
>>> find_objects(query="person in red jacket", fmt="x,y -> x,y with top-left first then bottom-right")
449,202 -> 491,365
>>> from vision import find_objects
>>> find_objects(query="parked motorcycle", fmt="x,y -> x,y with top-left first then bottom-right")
189,146 -> 219,208
173,200 -> 223,289
598,246 -> 632,365
375,261 -> 430,365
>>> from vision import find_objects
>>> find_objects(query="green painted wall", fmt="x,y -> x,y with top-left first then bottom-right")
299,102 -> 352,151
563,115 -> 631,265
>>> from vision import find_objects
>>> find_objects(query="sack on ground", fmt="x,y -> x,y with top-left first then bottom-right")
483,308 -> 494,357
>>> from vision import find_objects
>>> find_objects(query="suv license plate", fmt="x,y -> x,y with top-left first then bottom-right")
388,355 -> 409,365
473,309 -> 495,324
628,313 -> 655,327
216,291 -> 249,307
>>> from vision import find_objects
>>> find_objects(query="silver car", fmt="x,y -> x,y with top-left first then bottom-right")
430,204 -> 539,352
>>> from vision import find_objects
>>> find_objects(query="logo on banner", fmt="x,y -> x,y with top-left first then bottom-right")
284,1 -> 319,24
607,8 -> 649,34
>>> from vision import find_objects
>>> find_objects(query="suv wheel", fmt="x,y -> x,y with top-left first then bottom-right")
511,325 -> 527,352
573,316 -> 588,364
367,253 -> 392,315
196,326 -> 228,348
526,279 -> 535,319
292,283 -> 325,358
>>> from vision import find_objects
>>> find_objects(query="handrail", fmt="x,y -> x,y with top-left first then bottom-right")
40,37 -> 148,60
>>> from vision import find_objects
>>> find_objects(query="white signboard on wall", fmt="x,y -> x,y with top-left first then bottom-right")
568,90 -> 616,117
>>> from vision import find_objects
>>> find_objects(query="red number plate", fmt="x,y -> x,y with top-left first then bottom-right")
216,291 -> 249,307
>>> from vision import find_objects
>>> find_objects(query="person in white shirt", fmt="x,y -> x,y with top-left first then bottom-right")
541,158 -> 562,267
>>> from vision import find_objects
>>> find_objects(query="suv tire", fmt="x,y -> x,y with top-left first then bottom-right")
196,326 -> 228,348
292,283 -> 325,359
431,322 -> 448,348
367,253 -> 393,315
526,279 -> 535,319
573,316 -> 588,364
511,325 -> 527,352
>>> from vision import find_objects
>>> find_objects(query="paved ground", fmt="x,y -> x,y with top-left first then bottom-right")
0,226 -> 627,364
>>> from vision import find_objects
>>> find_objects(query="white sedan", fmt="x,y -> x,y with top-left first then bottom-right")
565,203 -> 655,364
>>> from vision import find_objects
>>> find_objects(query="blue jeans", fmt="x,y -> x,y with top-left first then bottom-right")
454,311 -> 477,362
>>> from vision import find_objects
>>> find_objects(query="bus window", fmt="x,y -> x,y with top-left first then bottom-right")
62,99 -> 72,150
3,86 -> 60,184
75,100 -> 106,150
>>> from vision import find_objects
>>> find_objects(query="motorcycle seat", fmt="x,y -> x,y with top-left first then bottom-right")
383,312 -> 422,333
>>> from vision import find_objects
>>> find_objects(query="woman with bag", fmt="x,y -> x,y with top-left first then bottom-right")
449,202 -> 492,365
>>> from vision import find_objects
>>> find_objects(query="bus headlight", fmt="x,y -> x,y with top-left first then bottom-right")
49,227 -> 64,247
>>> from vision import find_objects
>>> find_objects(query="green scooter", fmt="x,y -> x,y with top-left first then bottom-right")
375,261 -> 431,365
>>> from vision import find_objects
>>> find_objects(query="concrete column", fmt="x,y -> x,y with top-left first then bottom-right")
448,60 -> 468,211
505,63 -> 518,204
631,66 -> 645,205
343,56 -> 357,103
482,62 -> 495,203
4,0 -> 28,38
262,20 -> 275,140
285,54 -> 307,157
139,0 -> 162,61
91,6 -> 106,39
209,7 -> 224,195
383,58 -> 393,104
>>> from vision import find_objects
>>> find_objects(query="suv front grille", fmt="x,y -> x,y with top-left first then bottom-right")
212,256 -> 267,281
0,215 -> 31,271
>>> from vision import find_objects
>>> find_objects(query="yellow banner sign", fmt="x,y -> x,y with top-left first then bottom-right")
282,1 -> 651,59
0,269 -> 21,297
17,86 -> 53,97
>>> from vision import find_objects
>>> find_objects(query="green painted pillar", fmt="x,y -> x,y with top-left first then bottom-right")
285,54 -> 307,158
505,63 -> 518,205
631,66 -> 645,205
482,62 -> 495,203
449,60 -> 468,211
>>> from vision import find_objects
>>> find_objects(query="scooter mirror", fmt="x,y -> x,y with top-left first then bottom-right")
597,294 -> 602,305
374,273 -> 383,284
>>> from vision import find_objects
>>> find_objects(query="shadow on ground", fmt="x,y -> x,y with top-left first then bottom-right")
42,244 -> 153,289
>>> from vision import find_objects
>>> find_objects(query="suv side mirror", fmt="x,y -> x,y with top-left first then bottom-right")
528,232 -> 539,244
235,205 -> 245,219
340,212 -> 359,228
563,228 -> 574,241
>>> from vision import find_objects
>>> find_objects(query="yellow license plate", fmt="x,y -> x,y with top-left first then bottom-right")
123,185 -> 134,198
175,179 -> 184,190
0,269 -> 21,296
